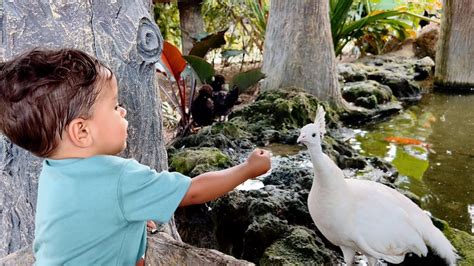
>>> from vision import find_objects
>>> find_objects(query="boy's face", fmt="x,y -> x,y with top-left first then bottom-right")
88,68 -> 128,155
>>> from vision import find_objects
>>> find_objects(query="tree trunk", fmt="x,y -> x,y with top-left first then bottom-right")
435,0 -> 474,90
0,0 -> 171,257
178,0 -> 204,55
261,0 -> 343,107
0,233 -> 254,266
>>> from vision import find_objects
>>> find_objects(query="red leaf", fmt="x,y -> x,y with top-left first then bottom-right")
161,41 -> 187,82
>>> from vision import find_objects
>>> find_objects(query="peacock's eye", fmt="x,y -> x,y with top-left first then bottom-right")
312,133 -> 316,137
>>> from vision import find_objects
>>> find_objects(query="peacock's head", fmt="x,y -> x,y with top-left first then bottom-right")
297,105 -> 326,147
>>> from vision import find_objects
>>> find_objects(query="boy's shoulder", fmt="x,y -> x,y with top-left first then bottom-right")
43,155 -> 137,171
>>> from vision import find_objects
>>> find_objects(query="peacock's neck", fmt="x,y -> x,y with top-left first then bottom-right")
308,145 -> 347,190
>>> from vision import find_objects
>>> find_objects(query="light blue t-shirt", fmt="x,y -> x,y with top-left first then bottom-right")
33,155 -> 191,265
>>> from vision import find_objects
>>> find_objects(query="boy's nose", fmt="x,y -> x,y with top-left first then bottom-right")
119,106 -> 127,117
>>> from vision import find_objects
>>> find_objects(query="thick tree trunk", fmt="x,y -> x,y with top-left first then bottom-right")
261,0 -> 343,107
178,0 -> 204,55
435,0 -> 474,90
0,0 -> 171,257
0,233 -> 253,266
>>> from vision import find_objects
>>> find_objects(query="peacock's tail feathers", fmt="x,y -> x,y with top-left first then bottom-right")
424,226 -> 458,265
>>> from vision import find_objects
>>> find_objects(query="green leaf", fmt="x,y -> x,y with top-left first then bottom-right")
183,55 -> 215,84
189,29 -> 228,58
230,68 -> 266,93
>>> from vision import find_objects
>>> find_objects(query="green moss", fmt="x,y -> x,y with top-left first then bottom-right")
445,227 -> 474,265
231,88 -> 338,132
432,218 -> 474,265
260,226 -> 337,265
209,122 -> 251,139
342,80 -> 393,108
169,147 -> 231,176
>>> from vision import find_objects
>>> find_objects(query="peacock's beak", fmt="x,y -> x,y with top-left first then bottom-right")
297,134 -> 305,144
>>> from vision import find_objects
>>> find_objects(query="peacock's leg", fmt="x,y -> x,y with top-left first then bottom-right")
366,255 -> 378,266
340,246 -> 356,265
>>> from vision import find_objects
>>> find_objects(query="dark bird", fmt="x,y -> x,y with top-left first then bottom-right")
212,85 -> 239,122
191,85 -> 214,126
419,10 -> 430,28
210,74 -> 226,92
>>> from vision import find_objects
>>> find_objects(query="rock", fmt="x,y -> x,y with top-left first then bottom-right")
260,226 -> 341,265
433,218 -> 474,266
169,147 -> 231,177
242,214 -> 290,262
414,57 -> 435,81
337,63 -> 367,82
231,88 -> 339,132
414,23 -> 440,60
342,80 -> 394,108
170,122 -> 250,150
367,70 -> 422,100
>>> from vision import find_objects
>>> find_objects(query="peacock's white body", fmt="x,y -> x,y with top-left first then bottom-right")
297,106 -> 457,266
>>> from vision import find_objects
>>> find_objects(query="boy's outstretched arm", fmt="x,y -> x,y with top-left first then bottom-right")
179,148 -> 271,206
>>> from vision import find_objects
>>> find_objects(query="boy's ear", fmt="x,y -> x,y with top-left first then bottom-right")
67,118 -> 93,147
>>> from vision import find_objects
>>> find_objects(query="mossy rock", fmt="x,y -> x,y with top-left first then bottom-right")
342,80 -> 394,108
447,228 -> 474,266
231,88 -> 338,132
431,217 -> 474,266
169,121 -> 251,150
433,218 -> 474,265
260,226 -> 340,265
169,147 -> 231,177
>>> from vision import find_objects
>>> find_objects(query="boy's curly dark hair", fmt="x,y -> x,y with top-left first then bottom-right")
0,48 -> 110,157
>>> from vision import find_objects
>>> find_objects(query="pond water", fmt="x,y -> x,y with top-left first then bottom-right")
349,93 -> 474,233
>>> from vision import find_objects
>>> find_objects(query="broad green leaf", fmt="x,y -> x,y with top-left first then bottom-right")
230,68 -> 265,93
189,29 -> 227,58
183,55 -> 215,84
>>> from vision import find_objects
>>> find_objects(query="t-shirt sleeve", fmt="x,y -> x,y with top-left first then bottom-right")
118,159 -> 191,223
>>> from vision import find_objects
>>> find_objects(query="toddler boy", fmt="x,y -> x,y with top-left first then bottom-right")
0,48 -> 271,265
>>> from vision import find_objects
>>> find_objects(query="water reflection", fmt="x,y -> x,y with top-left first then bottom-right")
350,93 -> 474,233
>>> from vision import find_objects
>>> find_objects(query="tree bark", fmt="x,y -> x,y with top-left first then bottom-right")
435,0 -> 474,90
261,0 -> 343,107
0,0 -> 171,257
0,233 -> 254,266
178,0 -> 204,55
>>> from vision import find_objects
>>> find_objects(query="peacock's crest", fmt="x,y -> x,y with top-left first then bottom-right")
314,105 -> 326,139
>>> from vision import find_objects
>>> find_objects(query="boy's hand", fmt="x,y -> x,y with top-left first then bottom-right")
245,148 -> 271,177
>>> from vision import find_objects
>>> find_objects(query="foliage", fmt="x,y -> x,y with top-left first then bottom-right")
154,0 -> 268,62
153,3 -> 181,48
330,0 -> 441,56
183,55 -> 215,84
158,41 -> 264,136
154,0 -> 440,60
188,29 -> 227,58
331,0 -> 410,56
229,68 -> 266,94
159,41 -> 197,136
184,54 -> 265,93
